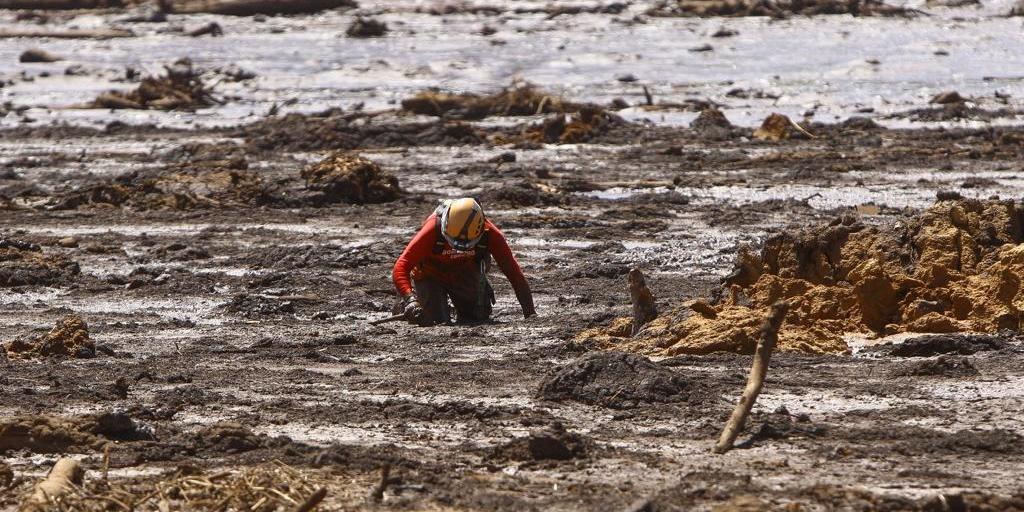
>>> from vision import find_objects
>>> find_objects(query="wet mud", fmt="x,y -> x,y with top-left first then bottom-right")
2,2 -> 1024,510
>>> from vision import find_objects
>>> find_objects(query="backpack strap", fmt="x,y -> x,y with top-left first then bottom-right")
474,230 -> 491,263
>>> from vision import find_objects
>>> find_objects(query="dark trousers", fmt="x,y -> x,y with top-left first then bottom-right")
413,265 -> 494,326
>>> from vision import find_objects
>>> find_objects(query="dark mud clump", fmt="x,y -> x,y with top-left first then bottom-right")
300,152 -> 401,205
401,83 -> 585,120
241,110 -> 485,152
0,411 -> 149,454
223,293 -> 297,318
244,242 -> 392,270
192,422 -> 265,454
737,408 -> 825,449
870,333 -> 1008,357
91,58 -> 216,111
487,424 -> 589,463
536,351 -> 692,409
479,181 -> 566,207
890,355 -> 979,377
50,158 -> 267,210
346,17 -> 387,37
690,107 -> 736,140
0,238 -> 80,287
4,314 -> 95,359
647,0 -> 915,17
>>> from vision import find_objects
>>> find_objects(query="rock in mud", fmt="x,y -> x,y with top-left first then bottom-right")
4,314 -> 94,359
300,152 -> 401,204
581,198 -> 1024,356
401,83 -> 585,120
488,423 -> 589,462
91,58 -> 215,111
0,238 -> 79,286
19,48 -> 61,63
930,91 -> 965,105
346,17 -> 387,37
536,351 -> 691,408
753,112 -> 811,141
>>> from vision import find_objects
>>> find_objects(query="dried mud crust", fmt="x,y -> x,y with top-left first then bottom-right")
0,238 -> 79,287
583,198 -> 1024,356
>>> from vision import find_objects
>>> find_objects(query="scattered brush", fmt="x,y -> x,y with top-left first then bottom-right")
401,82 -> 585,120
91,58 -> 219,111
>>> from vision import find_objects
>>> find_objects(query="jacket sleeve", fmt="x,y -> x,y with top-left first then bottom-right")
485,222 -> 535,316
392,214 -> 437,297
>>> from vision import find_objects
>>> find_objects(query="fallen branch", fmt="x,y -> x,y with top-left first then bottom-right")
367,463 -> 390,503
294,487 -> 327,512
164,0 -> 356,15
21,458 -> 85,511
712,301 -> 789,454
0,28 -> 133,39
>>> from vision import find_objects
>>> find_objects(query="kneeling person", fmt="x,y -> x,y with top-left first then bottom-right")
392,198 -> 535,325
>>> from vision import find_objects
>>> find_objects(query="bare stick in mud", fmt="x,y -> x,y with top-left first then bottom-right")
368,463 -> 391,502
295,487 -> 327,512
21,458 -> 84,510
370,313 -> 406,326
713,301 -> 789,454
628,268 -> 657,336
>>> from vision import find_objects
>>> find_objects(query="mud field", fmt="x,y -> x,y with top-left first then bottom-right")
2,1 -> 1024,510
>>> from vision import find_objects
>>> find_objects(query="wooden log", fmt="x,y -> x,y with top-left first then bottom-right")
20,458 -> 84,511
628,268 -> 657,336
0,0 -> 122,9
0,28 -> 133,39
166,0 -> 356,15
712,301 -> 789,454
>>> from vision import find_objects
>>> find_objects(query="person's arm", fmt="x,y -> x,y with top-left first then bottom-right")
392,215 -> 437,297
485,222 -> 536,317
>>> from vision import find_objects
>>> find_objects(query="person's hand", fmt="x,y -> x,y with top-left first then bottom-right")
401,294 -> 422,322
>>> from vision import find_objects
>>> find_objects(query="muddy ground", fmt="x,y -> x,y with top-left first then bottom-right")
2,1 -> 1024,511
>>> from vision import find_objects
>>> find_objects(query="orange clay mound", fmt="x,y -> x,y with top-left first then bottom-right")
581,198 -> 1024,355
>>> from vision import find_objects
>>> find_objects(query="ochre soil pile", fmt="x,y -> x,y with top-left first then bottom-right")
0,238 -> 80,287
582,198 -> 1024,355
5,314 -> 95,359
647,0 -> 914,17
300,152 -> 401,204
91,58 -> 216,111
51,158 -> 266,210
401,83 -> 586,120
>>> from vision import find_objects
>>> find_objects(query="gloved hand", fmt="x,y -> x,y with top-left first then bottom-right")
401,294 -> 422,322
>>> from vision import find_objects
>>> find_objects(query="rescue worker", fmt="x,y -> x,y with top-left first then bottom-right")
392,198 -> 535,325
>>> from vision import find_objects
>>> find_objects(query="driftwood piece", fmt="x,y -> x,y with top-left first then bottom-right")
20,458 -> 84,511
0,28 -> 133,39
712,301 -> 789,454
164,0 -> 356,15
294,487 -> 327,512
0,0 -> 123,9
628,268 -> 657,336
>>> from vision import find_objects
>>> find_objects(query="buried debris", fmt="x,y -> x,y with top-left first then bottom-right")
401,82 -> 586,120
0,413 -> 144,453
300,152 -> 401,205
580,198 -> 1024,356
867,333 -> 1008,357
4,315 -> 94,359
346,17 -> 387,37
91,58 -> 216,111
0,238 -> 80,287
519,106 -> 624,144
629,268 -> 658,335
21,458 -> 84,512
753,112 -> 813,141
